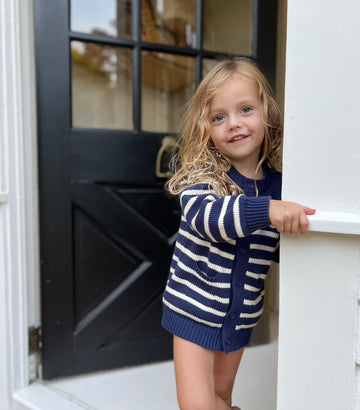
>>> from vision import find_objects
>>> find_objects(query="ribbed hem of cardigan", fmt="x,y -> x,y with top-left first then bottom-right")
162,308 -> 252,353
244,196 -> 271,234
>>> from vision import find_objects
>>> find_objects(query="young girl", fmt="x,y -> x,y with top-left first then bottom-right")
162,58 -> 315,410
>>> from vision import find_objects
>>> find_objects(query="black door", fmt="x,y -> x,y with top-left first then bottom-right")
35,0 -> 278,379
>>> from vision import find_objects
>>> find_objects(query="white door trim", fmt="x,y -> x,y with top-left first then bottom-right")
0,0 -> 40,408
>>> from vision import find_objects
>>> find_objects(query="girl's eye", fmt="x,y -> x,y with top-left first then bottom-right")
241,106 -> 252,114
212,114 -> 225,123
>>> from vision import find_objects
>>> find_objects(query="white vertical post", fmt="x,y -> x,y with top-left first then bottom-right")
278,233 -> 359,409
278,1 -> 360,409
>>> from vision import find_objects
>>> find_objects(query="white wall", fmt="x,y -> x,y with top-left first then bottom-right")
278,1 -> 360,409
282,1 -> 360,214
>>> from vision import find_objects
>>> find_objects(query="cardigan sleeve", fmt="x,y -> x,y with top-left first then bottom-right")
180,185 -> 272,242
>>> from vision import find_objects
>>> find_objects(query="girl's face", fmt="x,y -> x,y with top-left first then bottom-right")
208,78 -> 265,177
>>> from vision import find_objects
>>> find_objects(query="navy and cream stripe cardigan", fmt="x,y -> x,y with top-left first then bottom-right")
162,166 -> 282,353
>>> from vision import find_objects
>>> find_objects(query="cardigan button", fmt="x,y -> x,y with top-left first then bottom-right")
225,337 -> 231,345
235,280 -> 242,287
229,312 -> 236,320
239,247 -> 247,255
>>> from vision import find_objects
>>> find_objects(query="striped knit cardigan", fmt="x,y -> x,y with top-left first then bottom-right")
162,166 -> 282,353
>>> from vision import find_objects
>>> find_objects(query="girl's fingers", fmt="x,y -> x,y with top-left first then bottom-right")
291,216 -> 299,234
299,211 -> 310,234
283,216 -> 291,233
304,207 -> 316,215
299,206 -> 315,234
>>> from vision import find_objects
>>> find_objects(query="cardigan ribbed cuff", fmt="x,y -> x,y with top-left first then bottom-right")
244,196 -> 271,234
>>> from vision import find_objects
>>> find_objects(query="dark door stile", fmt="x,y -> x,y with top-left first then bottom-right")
35,0 -> 278,379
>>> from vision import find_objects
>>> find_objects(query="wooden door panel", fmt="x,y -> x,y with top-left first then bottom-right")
111,294 -> 170,343
70,183 -> 174,256
70,183 -> 176,352
71,131 -> 165,184
73,259 -> 162,351
114,188 -> 181,239
73,207 -> 141,324
71,311 -> 173,375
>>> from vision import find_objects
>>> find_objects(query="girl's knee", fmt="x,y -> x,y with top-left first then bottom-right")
215,386 -> 232,406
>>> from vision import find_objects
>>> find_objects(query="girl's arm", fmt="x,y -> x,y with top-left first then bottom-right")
180,186 -> 272,242
269,200 -> 316,235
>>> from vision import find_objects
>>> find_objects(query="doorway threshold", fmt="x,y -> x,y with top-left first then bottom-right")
14,342 -> 277,410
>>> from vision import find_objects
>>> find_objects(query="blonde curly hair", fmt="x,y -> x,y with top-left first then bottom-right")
167,58 -> 283,197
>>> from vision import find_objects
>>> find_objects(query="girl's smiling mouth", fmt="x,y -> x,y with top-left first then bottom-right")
230,134 -> 249,142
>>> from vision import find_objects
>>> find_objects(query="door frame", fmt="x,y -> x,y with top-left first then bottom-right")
0,0 -> 76,407
35,0 -> 279,380
0,0 -> 41,407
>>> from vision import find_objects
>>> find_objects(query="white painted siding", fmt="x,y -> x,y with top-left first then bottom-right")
282,1 -> 360,214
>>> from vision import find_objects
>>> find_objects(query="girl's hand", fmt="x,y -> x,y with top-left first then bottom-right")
269,200 -> 316,235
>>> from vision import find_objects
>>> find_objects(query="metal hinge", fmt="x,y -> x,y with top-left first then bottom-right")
28,325 -> 42,382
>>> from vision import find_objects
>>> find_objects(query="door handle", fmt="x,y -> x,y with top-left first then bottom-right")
155,136 -> 178,178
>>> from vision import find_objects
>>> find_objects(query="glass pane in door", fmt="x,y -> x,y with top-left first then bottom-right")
142,51 -> 195,133
71,0 -> 132,39
203,58 -> 219,78
203,0 -> 253,55
142,0 -> 196,48
71,41 -> 133,130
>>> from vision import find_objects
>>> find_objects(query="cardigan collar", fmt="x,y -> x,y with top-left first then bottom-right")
227,165 -> 271,196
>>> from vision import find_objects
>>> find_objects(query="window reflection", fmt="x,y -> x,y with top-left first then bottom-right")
71,0 -> 132,39
142,0 -> 196,48
142,51 -> 195,132
203,0 -> 253,55
203,59 -> 220,78
71,41 -> 133,130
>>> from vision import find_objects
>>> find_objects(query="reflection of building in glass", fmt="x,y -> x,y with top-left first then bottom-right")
71,0 -> 132,39
142,0 -> 196,48
71,40 -> 133,130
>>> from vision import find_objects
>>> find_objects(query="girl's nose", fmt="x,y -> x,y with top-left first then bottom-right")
228,114 -> 243,130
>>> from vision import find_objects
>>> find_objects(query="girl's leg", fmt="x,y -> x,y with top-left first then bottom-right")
173,335 -> 241,410
214,348 -> 245,408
